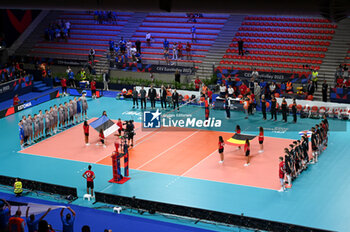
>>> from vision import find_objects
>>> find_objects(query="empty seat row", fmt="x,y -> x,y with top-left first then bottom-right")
225,49 -> 325,58
218,61 -> 319,70
238,27 -> 335,34
241,22 -> 337,28
228,44 -> 327,52
235,32 -> 332,40
222,55 -> 322,64
231,38 -> 330,46
244,16 -> 331,23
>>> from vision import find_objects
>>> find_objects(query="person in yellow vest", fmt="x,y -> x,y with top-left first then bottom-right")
311,69 -> 318,90
286,81 -> 293,92
14,178 -> 23,197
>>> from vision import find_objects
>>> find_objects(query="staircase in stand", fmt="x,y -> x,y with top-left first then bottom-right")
314,18 -> 350,101
32,81 -> 52,92
196,15 -> 246,80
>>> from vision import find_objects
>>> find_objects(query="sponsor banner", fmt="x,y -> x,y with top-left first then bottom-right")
113,62 -> 196,74
0,76 -> 33,102
0,90 -> 59,119
330,88 -> 350,103
215,69 -> 311,83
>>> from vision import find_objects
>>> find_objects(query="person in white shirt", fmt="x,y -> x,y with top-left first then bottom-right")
130,46 -> 137,61
172,42 -> 178,60
126,40 -> 132,58
146,32 -> 151,46
219,83 -> 226,97
252,68 -> 259,78
64,20 -> 71,37
227,85 -> 234,98
269,82 -> 276,94
66,66 -> 72,74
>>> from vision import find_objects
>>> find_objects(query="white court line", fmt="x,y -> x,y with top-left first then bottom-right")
93,129 -> 158,164
136,130 -> 199,170
181,149 -> 217,176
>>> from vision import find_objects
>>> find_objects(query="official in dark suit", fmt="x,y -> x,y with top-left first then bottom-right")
148,85 -> 157,109
172,89 -> 179,111
160,85 -> 167,109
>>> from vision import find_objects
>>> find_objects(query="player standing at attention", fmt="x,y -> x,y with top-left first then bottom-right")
278,157 -> 286,192
19,120 -> 24,149
218,136 -> 225,164
284,148 -> 292,188
33,114 -> 39,142
117,118 -> 123,136
258,127 -> 264,153
49,107 -> 54,134
22,116 -> 28,146
83,165 -> 95,197
236,125 -> 241,150
83,121 -> 90,146
244,139 -> 251,166
72,98 -> 78,124
44,110 -> 51,137
53,105 -> 59,134
292,98 -> 297,123
58,104 -> 64,131
261,94 -> 266,120
281,97 -> 287,122
97,129 -> 106,148
64,102 -> 69,128
80,92 -> 88,120
38,110 -> 44,140
310,127 -> 318,163
68,100 -> 74,126
270,95 -> 277,121
27,114 -> 34,145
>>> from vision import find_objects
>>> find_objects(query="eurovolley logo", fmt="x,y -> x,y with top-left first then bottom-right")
143,109 -> 222,129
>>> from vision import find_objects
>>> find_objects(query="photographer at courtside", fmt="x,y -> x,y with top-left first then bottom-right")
123,120 -> 135,147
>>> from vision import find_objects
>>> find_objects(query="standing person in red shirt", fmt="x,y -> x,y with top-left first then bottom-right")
96,129 -> 106,148
90,79 -> 97,99
61,77 -> 67,96
82,165 -> 95,197
207,88 -> 213,103
244,139 -> 250,167
236,125 -> 241,150
218,136 -> 225,164
13,94 -> 20,106
258,127 -> 264,153
8,209 -> 25,232
194,77 -> 202,91
278,157 -> 286,192
239,83 -> 248,96
116,118 -> 123,136
83,121 -> 90,146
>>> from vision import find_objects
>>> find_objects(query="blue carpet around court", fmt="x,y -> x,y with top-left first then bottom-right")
1,96 -> 350,231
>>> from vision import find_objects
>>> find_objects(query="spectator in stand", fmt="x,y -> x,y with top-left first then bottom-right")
311,69 -> 318,90
164,49 -> 170,65
343,64 -> 349,78
64,20 -> 71,37
55,27 -> 61,41
191,25 -> 196,42
269,82 -> 276,95
8,209 -> 25,232
227,85 -> 234,98
146,32 -> 151,47
286,80 -> 293,93
0,199 -> 11,231
26,207 -> 51,232
322,80 -> 328,102
307,80 -> 315,96
60,207 -> 76,232
163,38 -> 169,50
88,48 -> 95,62
82,225 -> 91,232
119,37 -> 126,54
219,83 -> 226,97
13,94 -> 20,106
135,52 -> 142,63
194,76 -> 202,91
67,68 -> 76,88
238,38 -> 244,56
345,78 -> 350,88
109,40 -> 115,53
172,42 -> 178,60
251,68 -> 259,79
185,42 -> 191,60
135,39 -> 141,54
130,45 -> 137,62
177,42 -> 183,59
335,64 -> 343,78
126,39 -> 132,58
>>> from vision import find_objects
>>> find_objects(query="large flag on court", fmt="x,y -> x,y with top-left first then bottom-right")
226,133 -> 256,146
89,115 -> 120,137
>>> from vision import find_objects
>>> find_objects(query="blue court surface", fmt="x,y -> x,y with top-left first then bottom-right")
1,95 -> 350,231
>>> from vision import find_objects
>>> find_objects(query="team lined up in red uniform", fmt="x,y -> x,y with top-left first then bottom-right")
278,116 -> 329,192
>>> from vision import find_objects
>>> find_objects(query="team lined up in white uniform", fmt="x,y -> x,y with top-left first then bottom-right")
18,94 -> 89,149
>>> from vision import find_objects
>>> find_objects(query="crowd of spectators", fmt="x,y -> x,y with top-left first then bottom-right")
186,13 -> 203,22
109,37 -> 142,66
44,20 -> 71,42
334,64 -> 350,88
92,11 -> 118,24
162,38 -> 193,64
0,61 -> 27,83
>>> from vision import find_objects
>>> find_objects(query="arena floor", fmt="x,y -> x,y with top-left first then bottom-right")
2,95 -> 350,231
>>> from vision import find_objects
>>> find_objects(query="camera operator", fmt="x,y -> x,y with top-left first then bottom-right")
124,120 -> 135,147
